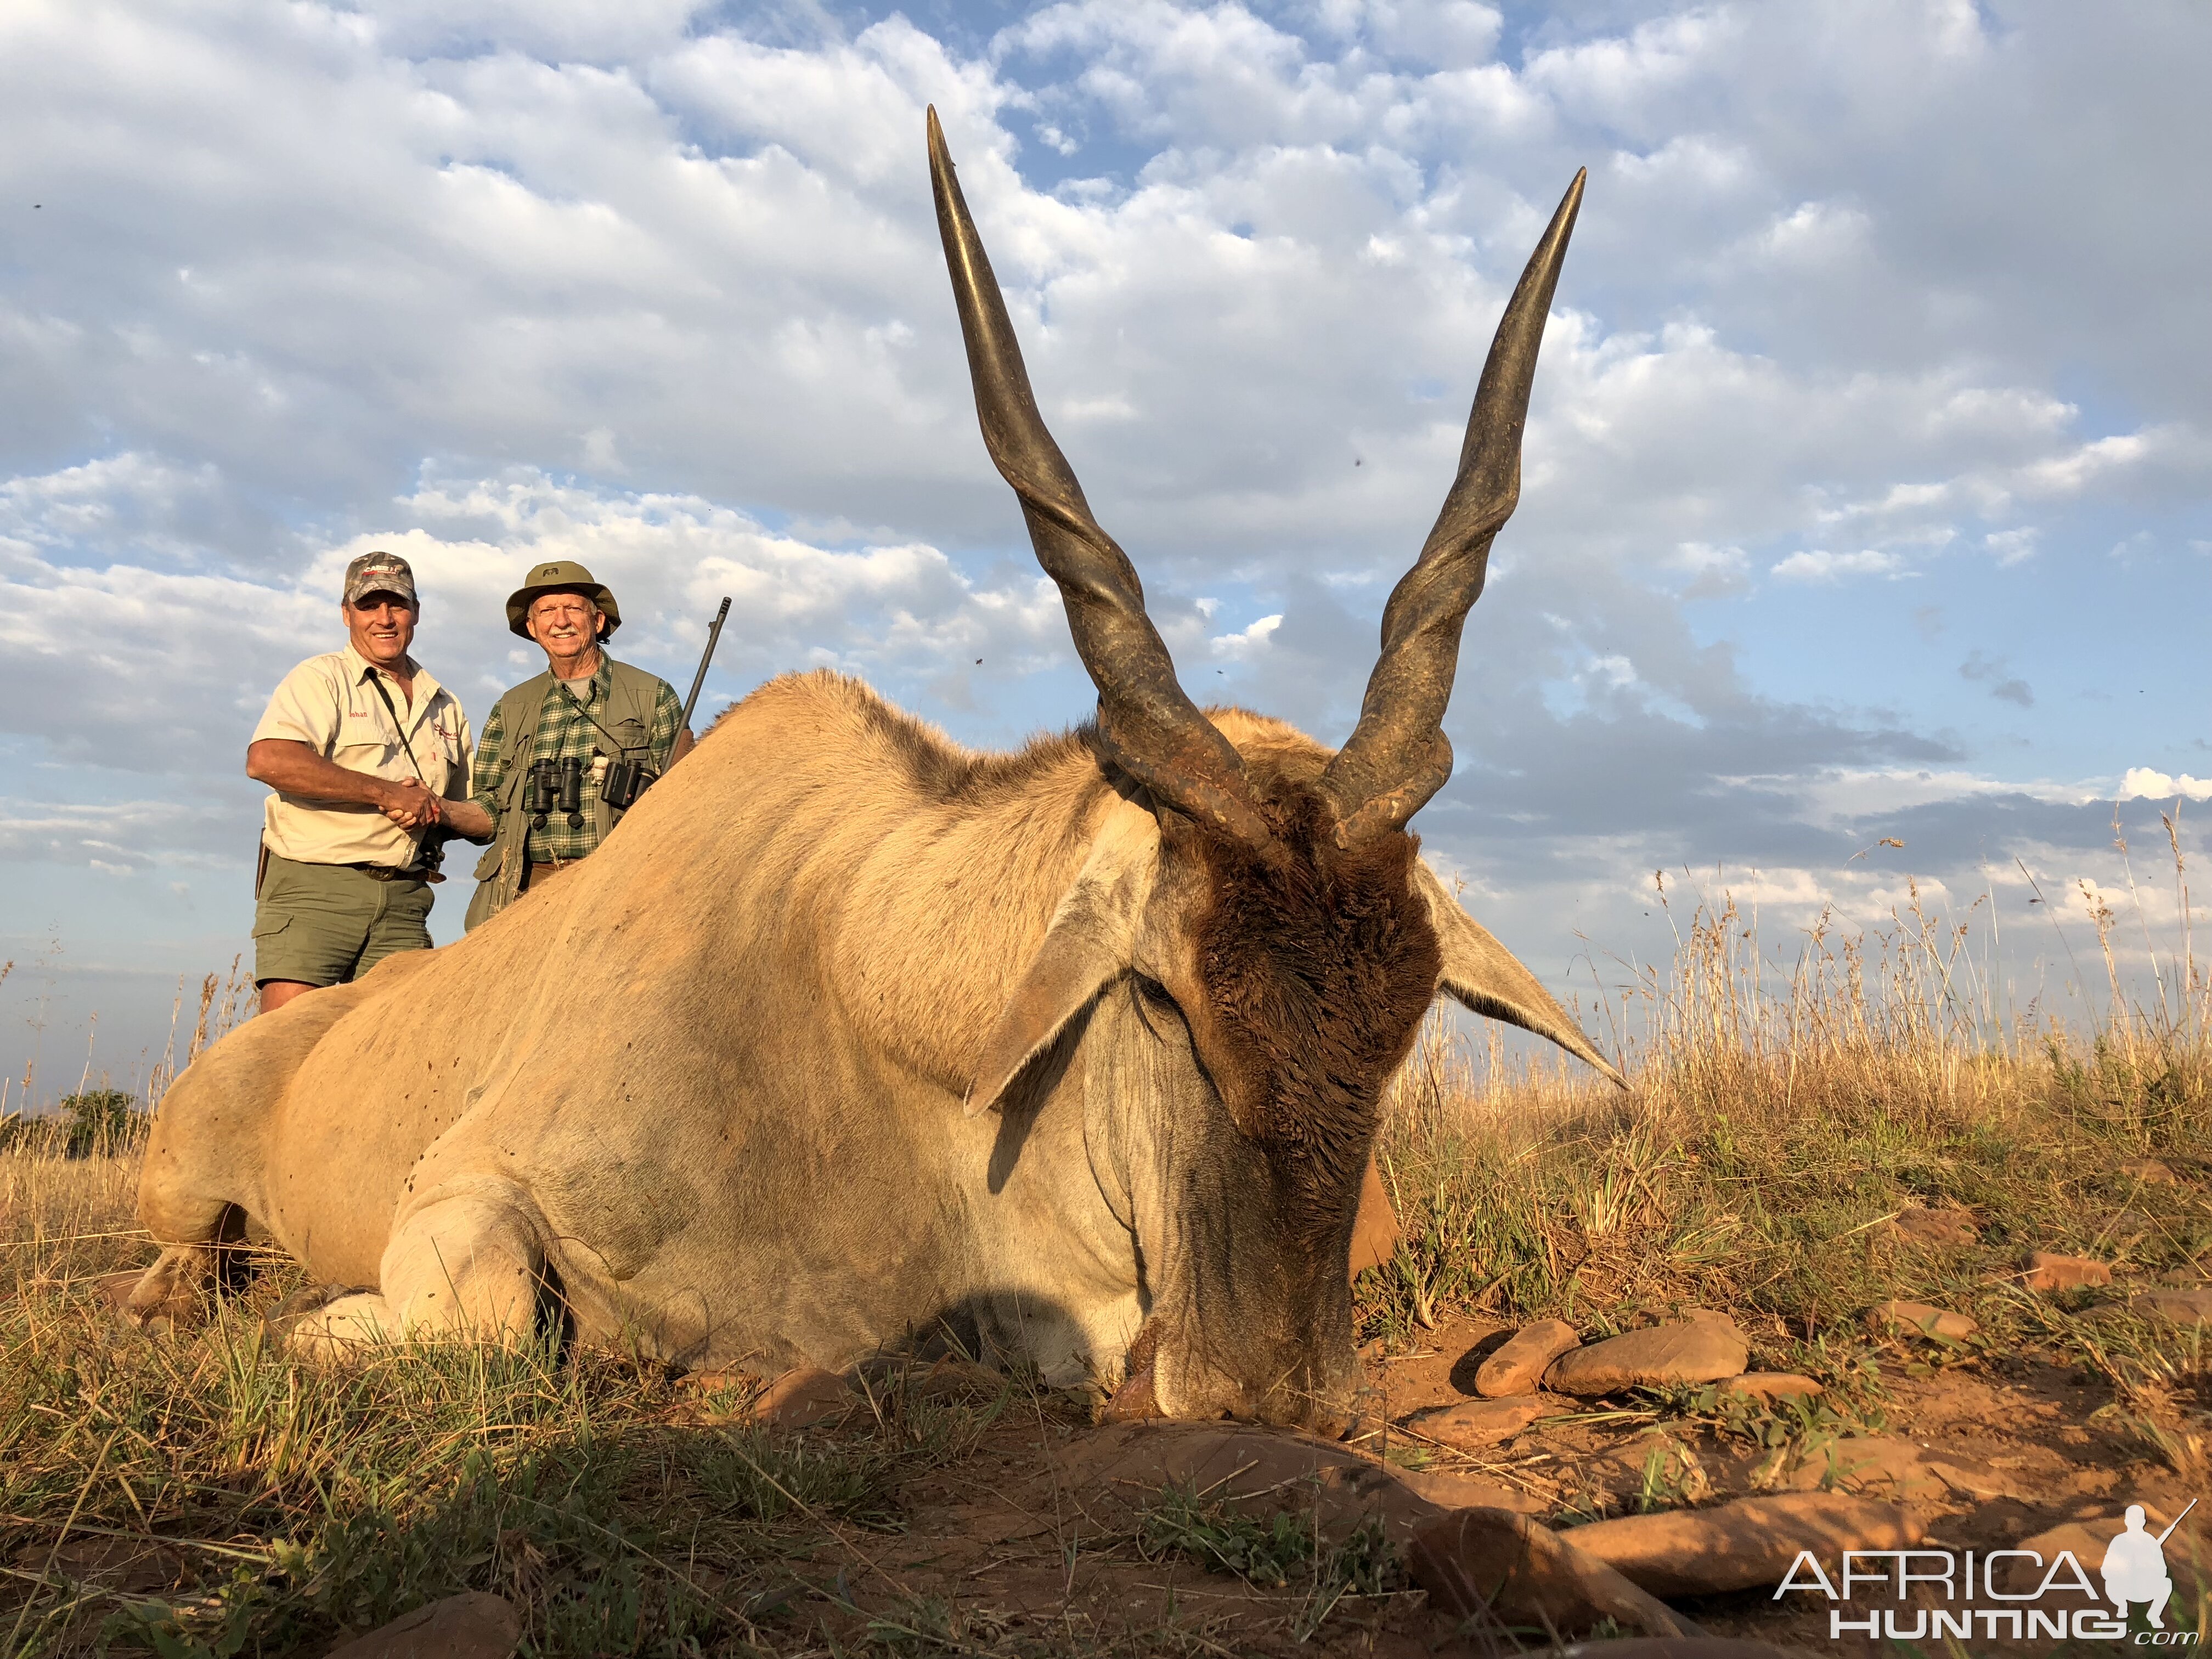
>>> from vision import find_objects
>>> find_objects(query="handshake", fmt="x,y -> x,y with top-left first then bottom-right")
373,776 -> 447,831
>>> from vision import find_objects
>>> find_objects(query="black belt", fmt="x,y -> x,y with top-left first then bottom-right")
343,862 -> 428,882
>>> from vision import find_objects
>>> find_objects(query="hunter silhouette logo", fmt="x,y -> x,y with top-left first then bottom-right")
2107,1501 -> 2196,1629
1778,1497 -> 2202,1643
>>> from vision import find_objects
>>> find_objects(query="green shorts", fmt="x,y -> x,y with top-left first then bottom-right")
253,851 -> 434,989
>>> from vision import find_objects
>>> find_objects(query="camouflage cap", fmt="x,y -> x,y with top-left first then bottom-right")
506,559 -> 622,639
342,550 -> 418,607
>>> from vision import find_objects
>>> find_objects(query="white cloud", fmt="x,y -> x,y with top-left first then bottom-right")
1769,549 -> 1906,583
2120,768 -> 2212,804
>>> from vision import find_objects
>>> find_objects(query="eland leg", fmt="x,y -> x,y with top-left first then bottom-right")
285,1181 -> 549,1361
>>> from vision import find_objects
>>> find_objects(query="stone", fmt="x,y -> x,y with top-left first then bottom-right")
1889,1206 -> 1978,1246
1347,1156 -> 1402,1278
1406,1395 -> 1557,1448
2122,1158 -> 2185,1186
1475,1319 -> 1583,1397
2021,1251 -> 2112,1292
1396,1466 -> 1548,1515
1720,1373 -> 1822,1406
1544,1322 -> 1748,1397
324,1592 -> 521,1659
1864,1299 -> 1977,1340
750,1367 -> 859,1429
1780,1436 -> 2018,1503
1407,1508 -> 1697,1639
2131,1287 -> 2212,1324
1567,1493 -> 1920,1598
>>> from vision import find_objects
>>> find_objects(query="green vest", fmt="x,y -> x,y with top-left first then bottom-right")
463,659 -> 663,932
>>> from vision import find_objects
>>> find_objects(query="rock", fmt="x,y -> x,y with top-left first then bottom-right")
2123,1158 -> 2185,1186
2131,1287 -> 2212,1324
1348,1156 -> 1402,1278
1544,1322 -> 1748,1397
1889,1206 -> 1978,1246
2104,1209 -> 2157,1240
2021,1251 -> 2112,1291
1720,1373 -> 1823,1406
1407,1508 -> 1697,1639
750,1367 -> 859,1429
324,1592 -> 520,1659
1567,1493 -> 1920,1598
1407,1395 -> 1557,1447
1864,1299 -> 1977,1340
1475,1319 -> 1582,1397
1781,1436 -> 2019,1502
1396,1466 -> 1548,1515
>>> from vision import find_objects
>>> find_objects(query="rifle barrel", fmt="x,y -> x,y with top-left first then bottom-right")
2157,1497 -> 2198,1544
680,597 -> 732,733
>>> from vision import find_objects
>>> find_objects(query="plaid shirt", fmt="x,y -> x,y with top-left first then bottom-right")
471,659 -> 683,865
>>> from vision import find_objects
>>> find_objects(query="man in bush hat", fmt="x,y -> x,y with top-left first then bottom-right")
246,550 -> 493,1014
464,560 -> 686,930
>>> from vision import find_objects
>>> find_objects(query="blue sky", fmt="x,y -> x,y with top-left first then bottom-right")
1,0 -> 2206,1098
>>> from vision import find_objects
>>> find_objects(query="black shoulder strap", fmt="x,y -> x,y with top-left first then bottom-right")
364,670 -> 432,871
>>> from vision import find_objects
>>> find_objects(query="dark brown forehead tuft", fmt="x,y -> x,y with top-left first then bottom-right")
1175,783 -> 1441,1201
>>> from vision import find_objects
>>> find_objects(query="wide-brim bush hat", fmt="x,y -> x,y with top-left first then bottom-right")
506,560 -> 622,639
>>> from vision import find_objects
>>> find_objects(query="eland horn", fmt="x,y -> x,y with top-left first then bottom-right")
927,108 -> 1272,848
1320,170 -> 1585,845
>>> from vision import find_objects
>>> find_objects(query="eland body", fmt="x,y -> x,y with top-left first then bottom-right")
129,114 -> 1611,1431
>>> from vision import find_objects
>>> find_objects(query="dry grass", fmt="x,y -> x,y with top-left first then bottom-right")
2,845 -> 2208,1654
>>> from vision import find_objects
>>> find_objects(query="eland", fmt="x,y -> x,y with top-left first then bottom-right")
128,111 -> 1615,1431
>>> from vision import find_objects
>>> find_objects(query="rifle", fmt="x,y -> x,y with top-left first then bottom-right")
680,597 -> 732,736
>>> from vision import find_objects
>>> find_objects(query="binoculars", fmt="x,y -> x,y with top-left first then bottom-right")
600,758 -> 655,810
523,757 -> 584,830
522,754 -> 659,828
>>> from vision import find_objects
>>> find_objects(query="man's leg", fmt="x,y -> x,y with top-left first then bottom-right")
253,855 -> 376,1014
356,874 -> 435,978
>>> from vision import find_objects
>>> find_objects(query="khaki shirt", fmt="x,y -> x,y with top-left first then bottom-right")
252,645 -> 475,868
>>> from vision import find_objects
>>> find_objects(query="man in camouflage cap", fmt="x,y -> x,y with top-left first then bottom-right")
246,551 -> 493,1014
463,560 -> 686,930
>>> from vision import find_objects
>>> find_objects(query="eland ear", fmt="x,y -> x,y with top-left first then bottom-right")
1414,861 -> 1627,1088
967,817 -> 1154,1117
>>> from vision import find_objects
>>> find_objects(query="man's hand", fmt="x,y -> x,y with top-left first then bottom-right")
379,778 -> 443,830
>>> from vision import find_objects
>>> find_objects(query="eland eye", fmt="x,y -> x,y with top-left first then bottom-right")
1134,974 -> 1176,1008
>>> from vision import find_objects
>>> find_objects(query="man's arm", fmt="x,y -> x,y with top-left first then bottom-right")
649,680 -> 686,771
442,800 -> 495,839
460,696 -> 511,846
246,739 -> 439,828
